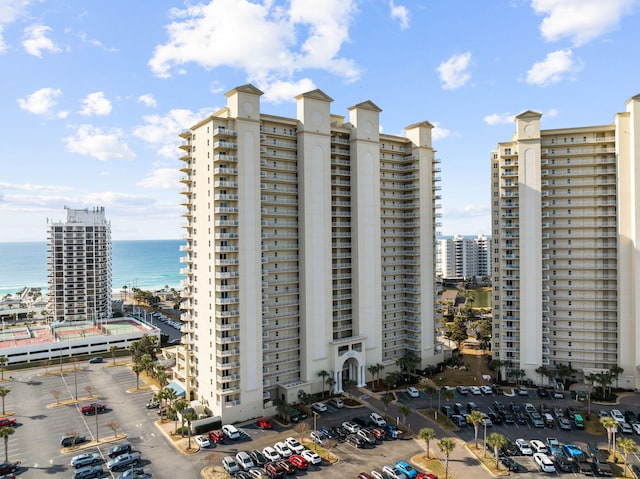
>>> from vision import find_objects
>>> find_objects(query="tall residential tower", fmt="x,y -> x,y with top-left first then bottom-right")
437,234 -> 491,280
491,95 -> 640,389
176,85 -> 442,422
47,206 -> 112,323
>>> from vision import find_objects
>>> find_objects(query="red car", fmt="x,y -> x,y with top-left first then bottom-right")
288,454 -> 308,470
0,462 -> 18,475
417,474 -> 438,479
0,418 -> 16,428
264,462 -> 285,479
81,403 -> 106,415
256,417 -> 273,429
368,427 -> 386,440
275,461 -> 295,475
208,430 -> 225,443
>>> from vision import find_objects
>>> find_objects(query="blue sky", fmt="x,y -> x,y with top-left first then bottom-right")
1,0 -> 639,242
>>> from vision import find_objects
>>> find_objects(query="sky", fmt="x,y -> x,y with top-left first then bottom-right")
1,0 -> 639,242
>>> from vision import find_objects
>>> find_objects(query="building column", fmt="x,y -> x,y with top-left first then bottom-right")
357,365 -> 366,387
335,370 -> 342,394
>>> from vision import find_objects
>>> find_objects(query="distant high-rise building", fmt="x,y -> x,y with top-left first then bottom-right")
491,94 -> 640,389
437,234 -> 490,280
47,207 -> 112,323
176,84 -> 442,421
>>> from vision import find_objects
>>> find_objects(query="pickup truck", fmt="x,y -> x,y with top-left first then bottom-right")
0,418 -> 17,427
81,403 -> 106,415
106,452 -> 141,471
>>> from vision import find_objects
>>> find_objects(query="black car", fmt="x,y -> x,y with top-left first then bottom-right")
453,403 -> 464,415
440,405 -> 453,417
537,388 -> 550,398
624,411 -> 638,424
249,450 -> 267,467
488,412 -> 503,425
499,454 -> 520,471
352,416 -> 374,428
329,426 -> 346,441
346,434 -> 366,448
501,412 -> 515,424
510,403 -> 522,414
553,454 -> 574,472
61,435 -> 87,447
500,440 -> 520,457
493,401 -> 506,413
108,443 -> 132,458
466,402 -> 480,414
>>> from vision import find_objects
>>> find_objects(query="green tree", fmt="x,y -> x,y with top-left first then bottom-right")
381,394 -> 392,411
437,438 -> 456,479
486,432 -> 508,466
419,428 -> 436,459
535,365 -> 550,387
0,387 -> 10,415
385,372 -> 402,391
0,426 -> 14,462
399,405 -> 411,424
616,437 -> 637,478
466,410 -> 484,449
445,317 -> 468,351
0,356 -> 7,381
172,399 -> 188,433
601,417 -> 618,452
129,335 -> 159,364
163,387 -> 178,408
132,363 -> 144,390
108,345 -> 118,366
423,385 -> 437,410
318,370 -> 329,398
367,365 -> 378,387
325,376 -> 336,395
441,388 -> 455,404
273,398 -> 289,422
183,409 -> 197,449
375,363 -> 385,387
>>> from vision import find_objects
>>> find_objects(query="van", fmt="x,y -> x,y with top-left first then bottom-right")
574,414 -> 585,429
544,413 -> 555,428
328,397 -> 344,408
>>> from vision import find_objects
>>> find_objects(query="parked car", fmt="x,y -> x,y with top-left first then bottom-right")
517,386 -> 529,396
81,403 -> 106,415
537,388 -> 550,398
288,454 -> 308,470
235,451 -> 255,471
386,424 -> 403,439
73,465 -> 103,479
456,386 -> 469,395
346,434 -> 366,448
222,456 -> 240,475
499,455 -> 520,471
300,449 -> 321,465
256,417 -> 273,429
395,461 -> 418,479
275,461 -> 295,475
368,427 -> 387,441
208,430 -> 225,443
312,402 -> 328,413
515,438 -> 533,455
479,385 -> 493,395
382,464 -> 408,479
406,386 -> 420,398
357,473 -> 375,479
88,357 -> 103,364
71,453 -> 101,469
370,412 -> 386,427
611,409 -> 625,423
0,418 -> 16,428
451,415 -> 467,427
552,390 -> 564,399
530,439 -> 548,454
284,437 -> 304,454
262,446 -> 281,462
263,462 -> 284,479
108,443 -> 132,458
558,417 -> 572,430
310,430 -> 326,446
342,421 -> 360,433
500,439 -> 519,457
466,402 -> 480,413
357,429 -> 377,445
195,435 -> 210,448
534,452 -> 556,473
552,454 -> 574,473
61,435 -> 87,447
249,450 -> 267,467
116,467 -> 146,479
222,424 -> 240,439
106,452 -> 141,471
469,386 -> 482,395
620,422 -> 633,434
145,399 -> 159,409
328,397 -> 344,408
247,467 -> 269,479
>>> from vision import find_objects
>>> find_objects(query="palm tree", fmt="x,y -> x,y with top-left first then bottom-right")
375,363 -> 385,387
172,399 -> 188,433
437,438 -> 456,479
0,356 -> 7,381
163,387 -> 178,408
399,405 -> 411,425
381,394 -> 392,411
108,346 -> 118,366
423,385 -> 437,410
325,376 -> 336,396
183,410 -> 197,449
0,387 -> 10,415
535,365 -> 550,387
318,370 -> 329,398
367,365 -> 377,387
601,417 -> 619,452
486,432 -> 508,467
441,388 -> 455,404
466,410 -> 484,449
132,363 -> 144,390
418,428 -> 436,459
616,437 -> 637,478
0,426 -> 14,462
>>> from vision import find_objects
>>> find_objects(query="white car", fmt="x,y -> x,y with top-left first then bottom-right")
515,438 -> 533,455
222,424 -> 240,439
611,409 -> 625,423
342,421 -> 360,433
195,435 -> 211,448
632,423 -> 640,435
480,385 -> 493,395
620,422 -> 633,434
301,449 -> 322,465
469,386 -> 482,395
262,446 -> 281,462
533,452 -> 556,473
284,437 -> 304,454
312,402 -> 328,413
371,471 -> 386,479
530,439 -> 548,454
456,386 -> 469,395
370,412 -> 386,427
406,386 -> 420,398
273,441 -> 292,458
382,465 -> 408,479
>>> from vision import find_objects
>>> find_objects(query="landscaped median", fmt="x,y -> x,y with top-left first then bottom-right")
464,441 -> 510,477
411,452 -> 450,479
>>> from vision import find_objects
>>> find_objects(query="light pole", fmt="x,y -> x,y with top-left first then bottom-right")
436,377 -> 443,420
483,420 -> 488,457
95,403 -> 99,441
313,412 -> 319,432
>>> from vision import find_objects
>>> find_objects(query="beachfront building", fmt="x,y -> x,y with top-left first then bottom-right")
177,84 -> 442,422
437,234 -> 491,280
491,94 -> 640,389
47,207 -> 112,323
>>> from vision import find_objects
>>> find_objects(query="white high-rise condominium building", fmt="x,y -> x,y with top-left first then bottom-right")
177,84 -> 441,421
437,234 -> 490,280
47,207 -> 112,323
491,94 -> 640,389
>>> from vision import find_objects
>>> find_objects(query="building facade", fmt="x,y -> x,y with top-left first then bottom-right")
437,234 -> 490,280
177,84 -> 442,421
47,207 -> 112,323
491,95 -> 640,389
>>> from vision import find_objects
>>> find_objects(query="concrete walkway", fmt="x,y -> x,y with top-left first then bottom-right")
346,386 -> 492,478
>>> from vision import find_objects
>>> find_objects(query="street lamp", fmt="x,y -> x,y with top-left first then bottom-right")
436,377 -> 443,420
483,420 -> 488,457
313,412 -> 319,432
95,403 -> 99,442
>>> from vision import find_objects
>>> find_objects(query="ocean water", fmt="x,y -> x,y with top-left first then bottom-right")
0,239 -> 185,297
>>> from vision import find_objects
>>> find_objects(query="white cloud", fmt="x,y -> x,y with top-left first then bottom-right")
138,167 -> 181,189
137,94 -> 157,108
531,0 -> 637,46
261,78 -> 316,104
148,0 -> 361,98
22,24 -> 60,57
79,91 -> 112,116
389,0 -> 410,30
545,108 -> 558,117
0,0 -> 29,54
431,122 -> 452,141
436,52 -> 472,90
17,87 -> 63,115
133,108 -> 206,159
526,49 -> 582,86
64,125 -> 135,161
484,112 -> 515,125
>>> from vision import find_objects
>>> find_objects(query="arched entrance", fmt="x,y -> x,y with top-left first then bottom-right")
332,349 -> 366,394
